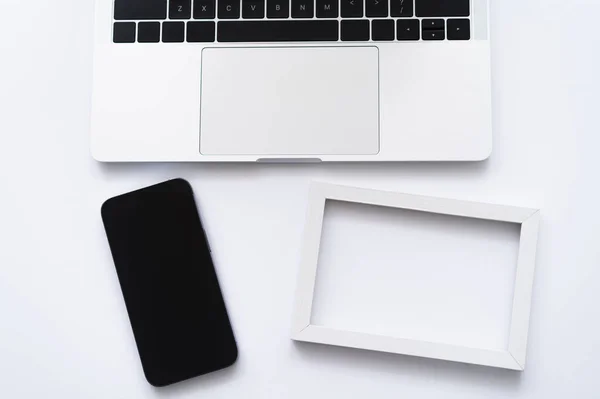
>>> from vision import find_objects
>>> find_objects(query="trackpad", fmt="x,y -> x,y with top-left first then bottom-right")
200,47 -> 379,156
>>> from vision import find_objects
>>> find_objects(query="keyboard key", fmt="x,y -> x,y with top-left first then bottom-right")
138,22 -> 160,42
372,19 -> 394,41
267,0 -> 289,18
113,22 -> 136,43
243,0 -> 265,18
391,0 -> 413,17
396,19 -> 419,40
447,18 -> 470,40
114,0 -> 167,20
162,21 -> 185,42
194,0 -> 216,18
366,0 -> 388,17
187,21 -> 215,41
422,19 -> 443,30
341,20 -> 369,41
415,0 -> 469,17
422,29 -> 444,40
316,0 -> 338,18
292,0 -> 314,18
219,0 -> 241,18
170,0 -> 191,19
218,20 -> 338,41
341,0 -> 363,17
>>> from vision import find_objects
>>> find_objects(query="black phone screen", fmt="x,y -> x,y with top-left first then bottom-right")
101,179 -> 237,387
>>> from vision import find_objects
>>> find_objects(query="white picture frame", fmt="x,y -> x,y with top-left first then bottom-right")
291,182 -> 540,371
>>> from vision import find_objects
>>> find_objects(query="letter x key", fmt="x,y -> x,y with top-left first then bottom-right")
194,0 -> 216,19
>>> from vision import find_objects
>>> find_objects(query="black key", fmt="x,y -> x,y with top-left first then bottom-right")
114,0 -> 167,20
194,0 -> 216,18
162,21 -> 185,42
219,0 -> 241,18
366,0 -> 387,17
170,0 -> 191,19
415,0 -> 469,17
372,19 -> 394,41
341,0 -> 362,17
243,0 -> 265,18
396,19 -> 419,40
341,19 -> 369,41
138,22 -> 160,42
422,29 -> 444,40
292,0 -> 314,18
391,0 -> 413,17
422,18 -> 443,30
187,21 -> 215,41
447,18 -> 470,40
217,20 -> 338,41
267,0 -> 289,18
317,0 -> 338,18
113,22 -> 136,43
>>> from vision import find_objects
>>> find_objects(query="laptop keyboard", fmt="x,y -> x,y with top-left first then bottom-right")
112,0 -> 471,43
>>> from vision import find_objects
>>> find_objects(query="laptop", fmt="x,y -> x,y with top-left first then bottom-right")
91,0 -> 491,162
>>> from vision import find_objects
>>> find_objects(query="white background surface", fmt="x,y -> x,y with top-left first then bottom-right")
1,0 -> 599,397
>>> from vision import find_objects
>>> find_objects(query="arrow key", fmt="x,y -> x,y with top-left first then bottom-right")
397,19 -> 420,40
422,29 -> 445,40
422,19 -> 444,30
243,0 -> 265,18
447,18 -> 470,40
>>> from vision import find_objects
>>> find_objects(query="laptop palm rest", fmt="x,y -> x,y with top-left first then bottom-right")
200,47 -> 379,156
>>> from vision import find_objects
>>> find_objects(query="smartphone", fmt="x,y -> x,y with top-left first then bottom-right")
101,178 -> 237,387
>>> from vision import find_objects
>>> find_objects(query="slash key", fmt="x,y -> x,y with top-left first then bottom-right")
391,0 -> 413,17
